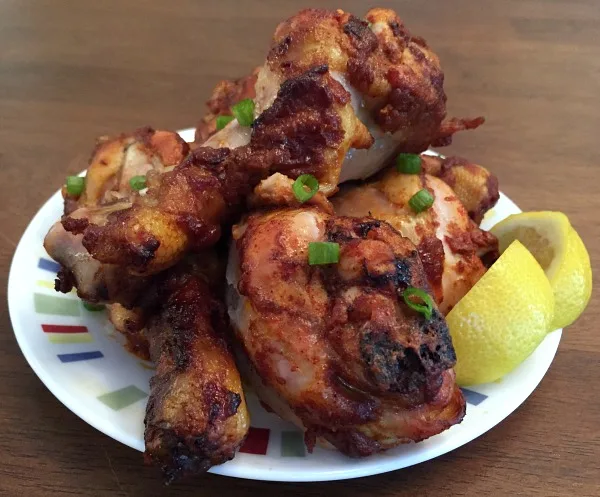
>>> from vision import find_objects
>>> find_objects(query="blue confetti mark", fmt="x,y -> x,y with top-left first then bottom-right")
57,351 -> 104,363
461,388 -> 488,406
38,258 -> 61,273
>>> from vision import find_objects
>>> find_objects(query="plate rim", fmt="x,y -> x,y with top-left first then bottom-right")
7,133 -> 562,482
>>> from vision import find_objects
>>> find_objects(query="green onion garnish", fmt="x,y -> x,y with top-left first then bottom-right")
402,287 -> 433,320
216,115 -> 234,130
82,301 -> 105,312
66,176 -> 85,196
308,242 -> 340,265
408,188 -> 434,213
396,153 -> 422,174
129,175 -> 147,191
293,174 -> 319,203
231,98 -> 255,127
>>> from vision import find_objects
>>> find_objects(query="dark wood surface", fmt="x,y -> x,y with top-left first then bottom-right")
1,1 -> 598,495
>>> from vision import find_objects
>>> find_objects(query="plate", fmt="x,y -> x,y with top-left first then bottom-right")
8,128 -> 562,482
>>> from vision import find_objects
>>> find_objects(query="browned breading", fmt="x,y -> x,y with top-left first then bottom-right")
260,7 -> 481,150
46,128 -> 189,302
420,154 -> 500,224
195,68 -> 260,143
251,65 -> 371,193
248,173 -> 334,214
144,261 -> 249,483
67,127 -> 188,213
106,304 -> 150,360
332,169 -> 498,314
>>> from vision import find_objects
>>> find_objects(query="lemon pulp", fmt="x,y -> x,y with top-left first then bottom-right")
491,211 -> 592,329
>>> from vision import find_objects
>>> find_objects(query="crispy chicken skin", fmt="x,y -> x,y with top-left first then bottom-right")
195,68 -> 260,143
106,304 -> 149,360
106,249 -> 228,361
198,8 -> 483,180
420,154 -> 499,224
105,251 -> 247,483
262,8 -> 457,142
44,202 -> 151,305
227,178 -> 465,456
44,128 -> 188,302
144,259 -> 249,483
64,127 -> 189,215
333,167 -> 498,313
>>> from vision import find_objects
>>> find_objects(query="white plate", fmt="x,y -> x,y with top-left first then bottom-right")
8,129 -> 562,482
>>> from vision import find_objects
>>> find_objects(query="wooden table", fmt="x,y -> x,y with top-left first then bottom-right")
1,1 -> 598,495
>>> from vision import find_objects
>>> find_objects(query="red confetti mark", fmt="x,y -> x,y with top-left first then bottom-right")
239,427 -> 270,455
42,324 -> 88,334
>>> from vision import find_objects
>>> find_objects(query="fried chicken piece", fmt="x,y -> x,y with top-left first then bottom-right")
199,8 -> 483,184
103,249 -> 247,481
420,154 -> 499,224
201,64 -> 372,193
260,8 -> 452,146
45,128 -> 189,302
333,168 -> 498,313
226,179 -> 464,455
144,258 -> 249,483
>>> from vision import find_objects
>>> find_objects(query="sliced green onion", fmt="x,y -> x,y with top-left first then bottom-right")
82,301 -> 105,312
231,98 -> 255,127
396,153 -> 422,174
66,176 -> 85,196
402,287 -> 433,320
129,175 -> 147,191
293,174 -> 319,203
308,242 -> 340,265
408,188 -> 434,213
216,115 -> 234,130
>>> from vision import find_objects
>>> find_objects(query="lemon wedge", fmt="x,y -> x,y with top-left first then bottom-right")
490,212 -> 592,330
447,240 -> 554,386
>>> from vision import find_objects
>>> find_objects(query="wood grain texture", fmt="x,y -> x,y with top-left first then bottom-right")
1,0 -> 598,495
